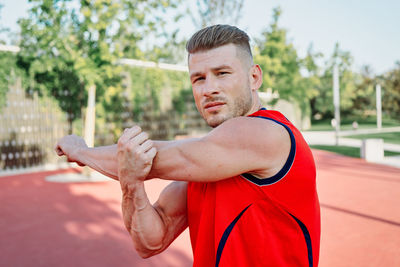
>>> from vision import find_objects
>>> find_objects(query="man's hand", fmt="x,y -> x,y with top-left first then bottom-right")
55,134 -> 88,166
117,126 -> 157,189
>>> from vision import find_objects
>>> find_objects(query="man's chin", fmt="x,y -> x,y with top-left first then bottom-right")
205,114 -> 229,128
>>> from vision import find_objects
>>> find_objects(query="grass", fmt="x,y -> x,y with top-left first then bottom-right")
310,145 -> 400,158
346,132 -> 400,145
308,123 -> 373,131
386,150 -> 400,157
308,117 -> 399,132
310,145 -> 360,158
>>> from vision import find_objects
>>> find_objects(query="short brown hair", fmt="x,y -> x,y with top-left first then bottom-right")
186,24 -> 252,60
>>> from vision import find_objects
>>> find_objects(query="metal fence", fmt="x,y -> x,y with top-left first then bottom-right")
0,79 -> 69,170
0,46 -> 211,171
0,78 -> 210,171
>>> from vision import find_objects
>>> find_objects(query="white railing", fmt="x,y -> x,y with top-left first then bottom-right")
117,58 -> 187,72
0,44 -> 188,72
0,44 -> 20,53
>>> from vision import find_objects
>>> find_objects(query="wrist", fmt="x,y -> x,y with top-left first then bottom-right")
121,180 -> 144,195
72,146 -> 88,164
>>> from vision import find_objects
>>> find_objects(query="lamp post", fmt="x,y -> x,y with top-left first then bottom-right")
83,84 -> 96,178
333,64 -> 340,145
376,84 -> 382,130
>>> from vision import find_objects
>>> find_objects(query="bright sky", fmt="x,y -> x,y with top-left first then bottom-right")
1,0 -> 399,74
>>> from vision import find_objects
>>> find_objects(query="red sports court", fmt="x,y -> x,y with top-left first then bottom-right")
0,149 -> 399,266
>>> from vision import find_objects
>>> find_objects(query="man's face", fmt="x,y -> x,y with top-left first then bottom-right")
188,44 -> 253,128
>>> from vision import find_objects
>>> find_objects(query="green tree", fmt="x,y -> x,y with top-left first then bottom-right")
0,50 -> 14,109
350,65 -> 376,119
310,43 -> 357,120
0,4 -> 22,110
16,0 -> 179,134
254,7 -> 310,111
297,44 -> 322,115
382,62 -> 400,120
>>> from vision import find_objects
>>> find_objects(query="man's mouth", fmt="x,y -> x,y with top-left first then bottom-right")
204,102 -> 225,112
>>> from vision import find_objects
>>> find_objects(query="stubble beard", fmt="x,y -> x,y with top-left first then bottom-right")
204,87 -> 253,128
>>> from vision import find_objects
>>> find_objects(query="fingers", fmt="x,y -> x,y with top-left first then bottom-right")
147,147 -> 157,160
136,140 -> 157,162
134,132 -> 149,146
117,126 -> 156,159
118,126 -> 143,147
54,138 -> 65,156
76,162 -> 86,167
54,135 -> 88,166
128,139 -> 155,158
118,126 -> 151,150
55,145 -> 65,156
139,139 -> 153,152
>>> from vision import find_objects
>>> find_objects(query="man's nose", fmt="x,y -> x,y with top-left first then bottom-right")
202,76 -> 219,96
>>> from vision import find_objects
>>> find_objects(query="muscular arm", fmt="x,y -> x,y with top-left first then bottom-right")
122,181 -> 188,258
57,116 -> 290,182
147,116 -> 290,181
55,117 -> 289,257
55,138 -> 173,180
116,128 -> 188,257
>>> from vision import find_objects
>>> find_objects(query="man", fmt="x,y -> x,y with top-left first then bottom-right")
56,25 -> 320,267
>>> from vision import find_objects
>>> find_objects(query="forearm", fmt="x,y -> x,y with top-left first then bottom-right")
76,141 -> 174,180
77,144 -> 119,180
121,182 -> 166,258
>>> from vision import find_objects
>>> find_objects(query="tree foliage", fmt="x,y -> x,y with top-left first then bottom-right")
16,0 -> 180,133
0,5 -> 23,110
349,65 -> 376,118
382,62 -> 400,120
254,7 -> 313,112
0,52 -> 16,110
0,4 -> 9,108
310,43 -> 358,119
96,65 -> 190,141
4,1 -> 398,135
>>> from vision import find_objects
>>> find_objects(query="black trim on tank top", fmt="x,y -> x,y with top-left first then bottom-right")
289,213 -> 313,267
241,116 -> 296,186
215,204 -> 252,267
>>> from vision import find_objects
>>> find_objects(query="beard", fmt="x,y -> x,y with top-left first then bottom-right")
203,87 -> 253,128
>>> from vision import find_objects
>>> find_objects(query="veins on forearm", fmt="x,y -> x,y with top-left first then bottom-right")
121,194 -> 134,232
121,183 -> 165,253
80,145 -> 119,180
120,183 -> 145,231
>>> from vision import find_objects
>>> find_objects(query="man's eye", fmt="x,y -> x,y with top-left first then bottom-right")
193,77 -> 205,83
218,72 -> 229,76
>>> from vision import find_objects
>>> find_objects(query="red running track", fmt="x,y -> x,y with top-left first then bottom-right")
0,150 -> 399,267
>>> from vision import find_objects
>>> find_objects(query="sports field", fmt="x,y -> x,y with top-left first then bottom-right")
0,149 -> 399,266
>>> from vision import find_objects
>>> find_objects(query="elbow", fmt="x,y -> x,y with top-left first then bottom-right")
133,239 -> 163,259
135,247 -> 161,259
137,250 -> 153,259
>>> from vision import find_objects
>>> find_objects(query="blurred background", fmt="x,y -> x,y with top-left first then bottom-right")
0,0 -> 399,170
0,1 -> 399,266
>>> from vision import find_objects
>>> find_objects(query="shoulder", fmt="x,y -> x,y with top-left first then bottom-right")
201,116 -> 291,177
204,116 -> 289,148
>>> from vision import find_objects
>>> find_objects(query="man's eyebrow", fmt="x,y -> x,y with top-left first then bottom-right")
190,72 -> 203,80
212,65 -> 233,71
190,65 -> 233,80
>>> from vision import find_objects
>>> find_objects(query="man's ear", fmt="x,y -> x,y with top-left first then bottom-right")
250,64 -> 263,91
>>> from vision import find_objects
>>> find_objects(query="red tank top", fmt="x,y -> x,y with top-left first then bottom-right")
187,108 -> 320,267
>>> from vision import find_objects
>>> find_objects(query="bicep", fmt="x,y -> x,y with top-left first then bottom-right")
150,117 -> 290,182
